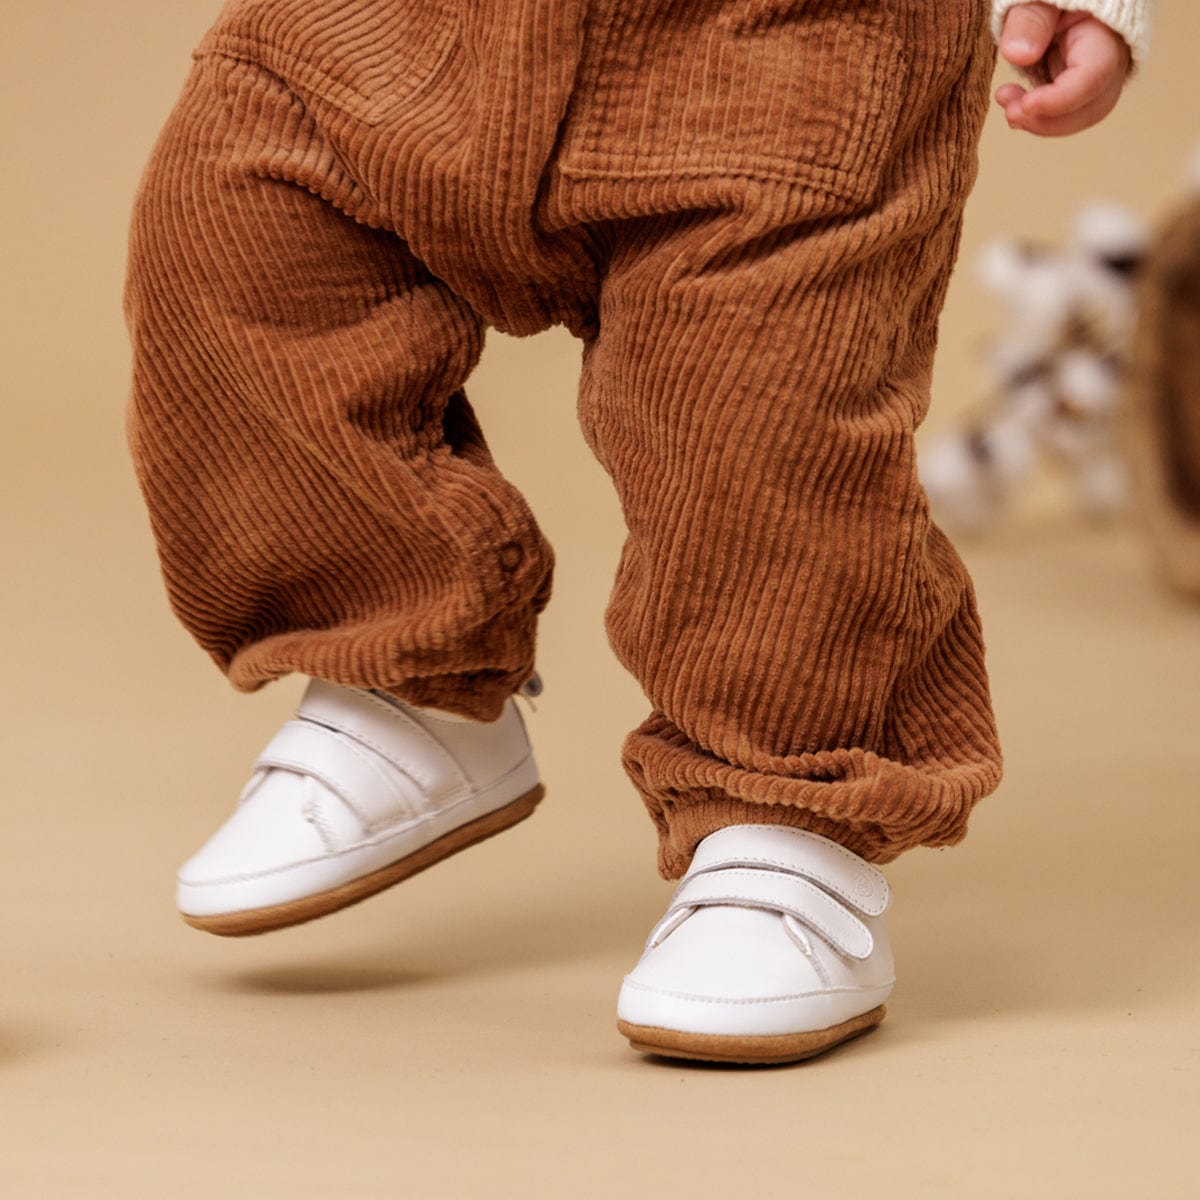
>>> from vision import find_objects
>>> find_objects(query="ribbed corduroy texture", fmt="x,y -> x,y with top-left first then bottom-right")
125,0 -> 1003,874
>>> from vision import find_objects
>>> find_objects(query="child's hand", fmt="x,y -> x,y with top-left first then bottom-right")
996,3 -> 1132,136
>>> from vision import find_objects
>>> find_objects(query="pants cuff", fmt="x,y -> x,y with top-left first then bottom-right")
623,717 -> 1002,878
224,602 -> 542,722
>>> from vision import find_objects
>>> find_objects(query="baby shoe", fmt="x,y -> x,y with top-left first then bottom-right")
616,824 -> 894,1064
176,676 -> 544,936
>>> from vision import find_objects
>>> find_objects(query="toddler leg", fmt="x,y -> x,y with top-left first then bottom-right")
125,48 -> 555,932
551,0 -> 1003,1062
557,0 -> 1003,876
124,51 -> 551,720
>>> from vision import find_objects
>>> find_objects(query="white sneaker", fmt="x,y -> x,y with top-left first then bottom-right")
176,676 -> 543,936
617,825 -> 894,1064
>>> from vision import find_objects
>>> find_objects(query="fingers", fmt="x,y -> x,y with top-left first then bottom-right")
998,2 -> 1061,68
994,82 -> 1026,109
1002,82 -> 1122,136
1020,56 -> 1111,118
995,11 -> 1131,137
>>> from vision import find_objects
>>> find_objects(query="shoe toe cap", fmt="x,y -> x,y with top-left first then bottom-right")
617,906 -> 893,1038
630,906 -> 823,997
176,773 -> 353,916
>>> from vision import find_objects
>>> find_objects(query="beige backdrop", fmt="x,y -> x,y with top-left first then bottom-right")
2,4 -> 1197,1197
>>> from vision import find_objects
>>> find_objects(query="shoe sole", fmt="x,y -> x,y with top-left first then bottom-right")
617,1004 -> 886,1065
181,783 -> 544,937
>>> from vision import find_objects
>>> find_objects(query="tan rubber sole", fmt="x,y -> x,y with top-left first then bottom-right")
618,1004 -> 886,1065
181,783 -> 545,937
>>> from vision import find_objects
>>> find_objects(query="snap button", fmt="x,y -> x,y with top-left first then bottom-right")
498,541 -> 524,571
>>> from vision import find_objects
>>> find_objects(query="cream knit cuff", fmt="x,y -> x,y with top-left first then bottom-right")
990,0 -> 1153,66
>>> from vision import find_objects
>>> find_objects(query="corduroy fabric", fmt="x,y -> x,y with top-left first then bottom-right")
125,0 -> 1003,874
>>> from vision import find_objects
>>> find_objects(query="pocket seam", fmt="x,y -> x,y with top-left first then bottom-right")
191,20 -> 459,127
555,3 -> 911,212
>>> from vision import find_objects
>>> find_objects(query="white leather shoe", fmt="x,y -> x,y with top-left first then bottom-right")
617,825 -> 894,1064
176,676 -> 544,936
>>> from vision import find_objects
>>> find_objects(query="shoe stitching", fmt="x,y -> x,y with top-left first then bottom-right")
620,977 -> 895,1006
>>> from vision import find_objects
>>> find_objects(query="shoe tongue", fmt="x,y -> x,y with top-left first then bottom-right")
367,689 -> 479,723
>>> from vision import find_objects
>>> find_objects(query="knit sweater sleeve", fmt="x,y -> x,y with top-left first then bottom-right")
990,1 -> 1153,66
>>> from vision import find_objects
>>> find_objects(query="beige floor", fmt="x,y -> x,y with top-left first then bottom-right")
4,4 -> 1199,1198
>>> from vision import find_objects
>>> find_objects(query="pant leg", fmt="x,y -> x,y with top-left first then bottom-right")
123,48 -> 553,719
544,0 -> 1002,872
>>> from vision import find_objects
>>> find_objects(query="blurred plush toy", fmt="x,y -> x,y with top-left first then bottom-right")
920,201 -> 1149,534
1124,159 -> 1200,597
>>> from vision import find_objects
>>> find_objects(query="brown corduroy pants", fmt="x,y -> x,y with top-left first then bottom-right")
124,0 -> 1003,874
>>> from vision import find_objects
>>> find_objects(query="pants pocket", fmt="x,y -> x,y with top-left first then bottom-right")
555,0 -> 910,211
191,0 -> 460,126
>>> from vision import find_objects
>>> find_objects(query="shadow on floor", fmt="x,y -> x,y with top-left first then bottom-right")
196,859 -> 667,998
215,963 -> 431,996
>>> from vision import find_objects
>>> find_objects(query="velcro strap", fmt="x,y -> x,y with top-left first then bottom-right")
255,720 -> 427,829
687,825 -> 889,916
667,867 -> 875,960
297,683 -> 465,798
